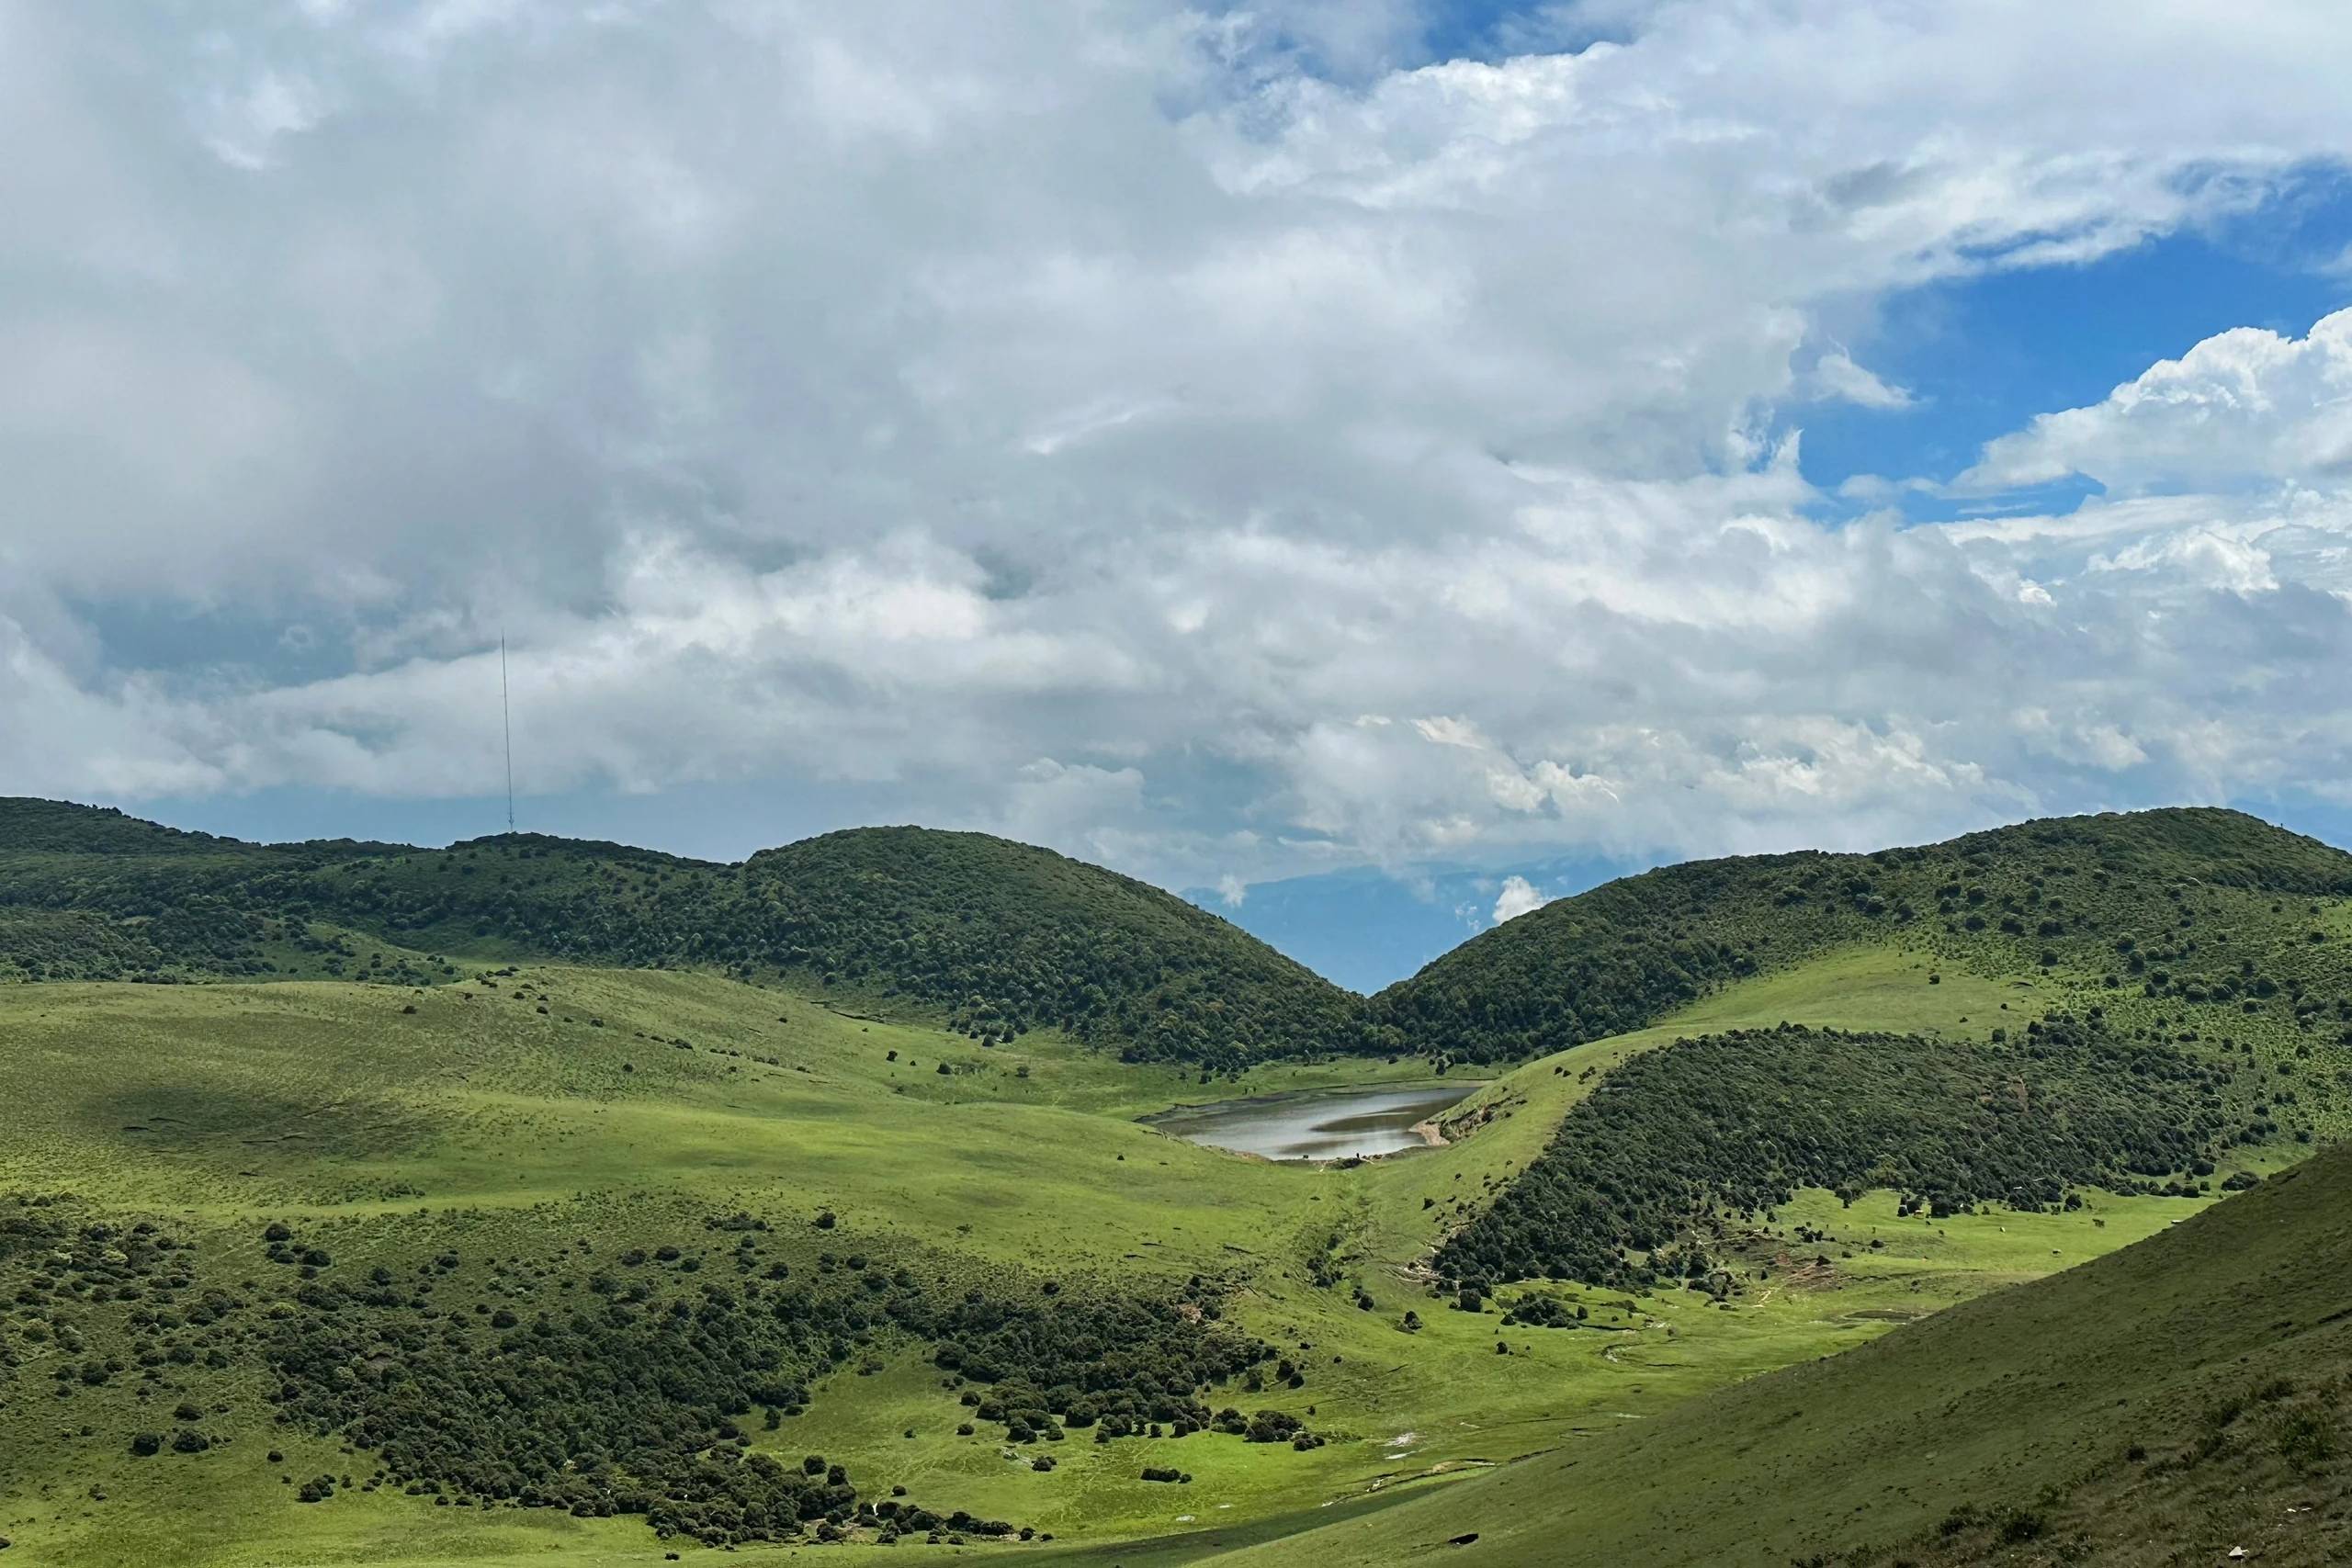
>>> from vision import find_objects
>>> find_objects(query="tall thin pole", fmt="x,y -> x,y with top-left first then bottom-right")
500,634 -> 515,833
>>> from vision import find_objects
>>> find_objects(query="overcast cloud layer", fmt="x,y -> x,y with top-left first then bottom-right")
6,0 -> 2352,891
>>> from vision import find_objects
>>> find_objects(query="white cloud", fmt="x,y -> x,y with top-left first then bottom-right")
1808,346 -> 1915,410
2092,528 -> 2280,595
1491,874 -> 1549,925
1962,309 -> 2352,494
2012,708 -> 2150,773
4,3 -> 2352,887
1411,716 -> 1488,750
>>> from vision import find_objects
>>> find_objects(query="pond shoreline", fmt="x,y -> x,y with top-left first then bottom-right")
1141,1080 -> 1483,1163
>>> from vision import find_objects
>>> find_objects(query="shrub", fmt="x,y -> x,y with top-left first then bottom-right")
1996,1509 -> 2045,1544
2278,1411 -> 2337,1471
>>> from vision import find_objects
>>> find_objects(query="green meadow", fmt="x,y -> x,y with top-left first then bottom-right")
6,803 -> 2350,1565
0,944 -> 2249,1567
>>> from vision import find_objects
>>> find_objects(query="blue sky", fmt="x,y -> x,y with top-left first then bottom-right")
1802,169 -> 2352,514
9,1 -> 2352,989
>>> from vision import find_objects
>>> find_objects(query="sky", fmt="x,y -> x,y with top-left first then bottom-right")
7,1 -> 2352,987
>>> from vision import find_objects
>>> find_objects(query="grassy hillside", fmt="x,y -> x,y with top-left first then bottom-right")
1373,807 -> 2352,1066
0,801 -> 1357,1070
4,801 -> 2349,1565
0,966 -> 1362,1563
1434,1014 -> 2233,1292
2,942 -> 2278,1567
1199,1138 -> 2352,1568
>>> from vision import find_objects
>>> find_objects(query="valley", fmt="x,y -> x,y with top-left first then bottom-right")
1,802 -> 2348,1564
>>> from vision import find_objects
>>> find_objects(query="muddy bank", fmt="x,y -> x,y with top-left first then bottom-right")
1143,1081 -> 1479,1161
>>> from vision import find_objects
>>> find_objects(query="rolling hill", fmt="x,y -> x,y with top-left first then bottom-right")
0,800 -> 1359,1071
2,799 -> 2348,1566
1372,807 -> 2352,1065
1396,807 -> 2351,1351
1203,1134 -> 2352,1567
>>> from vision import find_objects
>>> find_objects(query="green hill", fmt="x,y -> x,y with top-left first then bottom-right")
1432,1013 -> 2236,1292
1372,807 -> 2352,1066
2,800 -> 2349,1566
1397,807 -> 2350,1332
1201,1135 -> 2352,1568
734,827 -> 1359,1067
0,801 -> 1358,1071
17,800 -> 2344,1077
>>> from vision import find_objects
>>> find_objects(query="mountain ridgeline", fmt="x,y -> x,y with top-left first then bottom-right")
5,799 -> 2352,1074
0,802 -> 1352,1073
6,797 -> 2352,1566
1368,806 -> 2352,1065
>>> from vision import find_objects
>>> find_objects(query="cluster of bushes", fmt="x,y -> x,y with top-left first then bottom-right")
3,1203 -> 222,1390
0,1189 -> 1302,1551
263,1272 -> 864,1542
1500,1294 -> 1586,1328
0,908 -> 206,984
1219,1407 -> 1322,1448
248,1225 -> 1272,1544
933,1280 -> 1278,1442
1437,1016 -> 2232,1291
862,1500 -> 1020,1546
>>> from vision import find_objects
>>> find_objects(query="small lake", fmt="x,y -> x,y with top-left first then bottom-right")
1142,1081 -> 1478,1162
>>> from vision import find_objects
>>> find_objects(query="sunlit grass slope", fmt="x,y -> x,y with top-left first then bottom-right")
0,947 -> 2258,1567
1202,1140 -> 2352,1568
6,804 -> 2349,1567
0,969 -> 1348,1564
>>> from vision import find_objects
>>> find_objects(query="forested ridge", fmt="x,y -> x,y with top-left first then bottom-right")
1435,1015 -> 2236,1292
0,802 -> 1355,1072
6,799 -> 2351,1074
1373,807 -> 2352,1065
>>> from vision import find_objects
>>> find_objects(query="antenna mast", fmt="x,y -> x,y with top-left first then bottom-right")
500,634 -> 515,833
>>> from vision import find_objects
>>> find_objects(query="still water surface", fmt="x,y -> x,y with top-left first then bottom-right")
1143,1082 -> 1477,1161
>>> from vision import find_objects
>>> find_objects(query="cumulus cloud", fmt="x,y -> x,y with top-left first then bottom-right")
4,2 -> 2352,887
1961,309 -> 2352,493
1491,874 -> 1550,925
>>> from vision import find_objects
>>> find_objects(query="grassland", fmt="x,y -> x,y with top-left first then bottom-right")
1201,1140 -> 2352,1568
5,804 -> 2350,1565
0,944 -> 2272,1567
